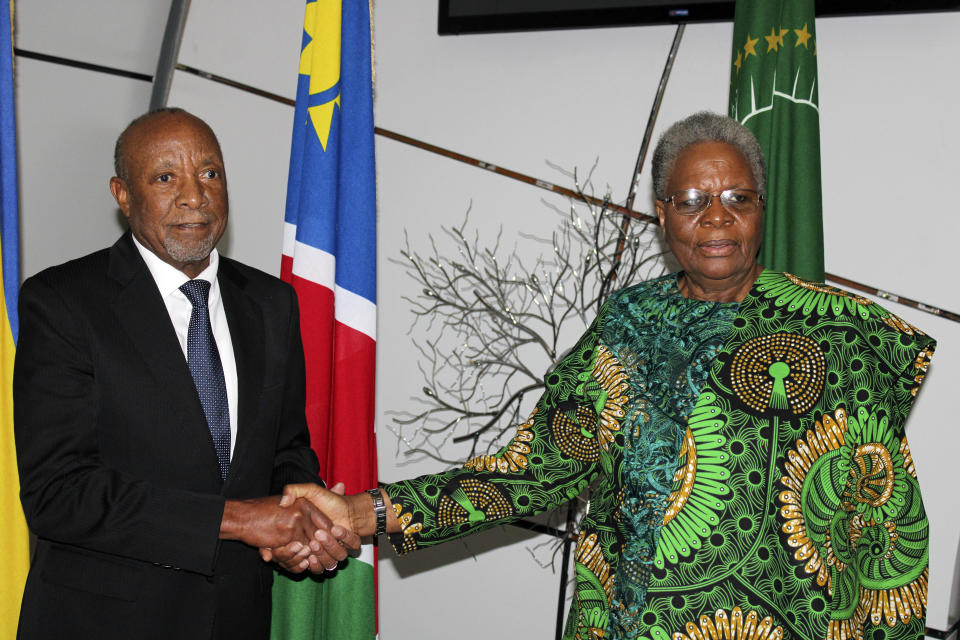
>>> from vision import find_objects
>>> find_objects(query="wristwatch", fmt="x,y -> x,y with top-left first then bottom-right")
367,488 -> 386,537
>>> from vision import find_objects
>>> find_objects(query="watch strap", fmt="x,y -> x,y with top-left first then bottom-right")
367,488 -> 386,537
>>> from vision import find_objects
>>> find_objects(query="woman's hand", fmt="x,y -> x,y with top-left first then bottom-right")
258,482 -> 362,573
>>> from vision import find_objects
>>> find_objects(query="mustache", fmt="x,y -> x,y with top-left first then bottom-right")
169,212 -> 214,225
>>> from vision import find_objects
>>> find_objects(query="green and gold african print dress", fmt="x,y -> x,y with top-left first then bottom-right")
384,271 -> 934,640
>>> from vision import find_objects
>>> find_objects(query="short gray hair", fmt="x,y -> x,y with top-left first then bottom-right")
651,111 -> 766,199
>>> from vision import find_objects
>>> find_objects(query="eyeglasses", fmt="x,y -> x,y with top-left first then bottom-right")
661,188 -> 764,217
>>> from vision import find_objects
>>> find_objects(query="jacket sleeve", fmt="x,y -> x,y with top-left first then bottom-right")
384,302 -> 628,554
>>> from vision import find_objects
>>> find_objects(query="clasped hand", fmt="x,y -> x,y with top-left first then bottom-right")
223,483 -> 359,575
258,483 -> 355,574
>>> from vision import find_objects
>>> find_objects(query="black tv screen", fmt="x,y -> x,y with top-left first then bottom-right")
438,0 -> 960,34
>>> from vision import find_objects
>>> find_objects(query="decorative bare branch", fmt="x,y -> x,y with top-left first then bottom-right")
387,168 -> 667,466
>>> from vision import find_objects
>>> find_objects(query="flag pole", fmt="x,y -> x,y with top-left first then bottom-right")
555,503 -> 576,640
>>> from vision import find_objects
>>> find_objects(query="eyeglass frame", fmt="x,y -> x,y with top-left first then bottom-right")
659,188 -> 765,217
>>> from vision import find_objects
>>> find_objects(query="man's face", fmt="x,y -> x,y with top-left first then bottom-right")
110,112 -> 228,278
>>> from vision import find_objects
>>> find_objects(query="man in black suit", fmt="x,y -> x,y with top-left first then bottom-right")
14,108 -> 358,639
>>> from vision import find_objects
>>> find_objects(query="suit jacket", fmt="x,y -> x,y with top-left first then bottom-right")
14,233 -> 321,640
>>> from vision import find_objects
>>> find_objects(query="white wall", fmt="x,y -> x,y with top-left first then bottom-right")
15,0 -> 167,278
14,1 -> 960,638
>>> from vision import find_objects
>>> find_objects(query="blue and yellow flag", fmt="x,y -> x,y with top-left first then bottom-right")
0,0 -> 30,635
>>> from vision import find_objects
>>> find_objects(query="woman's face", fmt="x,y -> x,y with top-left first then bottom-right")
655,141 -> 763,289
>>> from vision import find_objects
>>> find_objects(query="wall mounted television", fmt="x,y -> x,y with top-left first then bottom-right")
438,0 -> 960,35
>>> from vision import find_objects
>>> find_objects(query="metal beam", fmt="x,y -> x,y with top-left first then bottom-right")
150,0 -> 191,110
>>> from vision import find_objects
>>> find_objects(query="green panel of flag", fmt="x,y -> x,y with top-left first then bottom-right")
729,0 -> 825,282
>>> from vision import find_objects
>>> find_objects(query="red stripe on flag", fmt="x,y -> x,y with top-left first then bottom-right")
279,253 -> 294,283
285,268 -> 376,494
287,273 -> 334,470
327,322 -> 377,494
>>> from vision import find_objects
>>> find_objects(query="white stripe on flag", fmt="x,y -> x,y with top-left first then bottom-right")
289,238 -> 335,291
282,221 -> 297,258
284,225 -> 376,342
334,285 -> 376,341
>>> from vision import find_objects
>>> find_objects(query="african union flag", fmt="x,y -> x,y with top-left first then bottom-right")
0,0 -> 30,635
272,1 -> 378,638
729,0 -> 825,282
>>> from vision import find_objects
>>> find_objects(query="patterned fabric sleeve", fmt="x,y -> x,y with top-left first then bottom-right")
384,302 -> 627,554
822,314 -> 934,639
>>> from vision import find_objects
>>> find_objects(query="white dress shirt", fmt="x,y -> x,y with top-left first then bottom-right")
133,236 -> 239,459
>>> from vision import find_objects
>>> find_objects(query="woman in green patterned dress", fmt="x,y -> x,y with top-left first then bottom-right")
275,112 -> 934,640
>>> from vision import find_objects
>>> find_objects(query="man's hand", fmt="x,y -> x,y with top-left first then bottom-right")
220,495 -> 334,572
259,483 -> 362,574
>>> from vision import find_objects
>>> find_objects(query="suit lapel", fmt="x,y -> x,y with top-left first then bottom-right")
218,259 -> 265,487
107,234 -> 223,486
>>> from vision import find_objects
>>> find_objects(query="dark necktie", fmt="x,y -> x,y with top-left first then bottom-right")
179,279 -> 231,480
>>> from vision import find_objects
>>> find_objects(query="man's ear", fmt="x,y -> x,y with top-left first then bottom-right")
109,176 -> 131,219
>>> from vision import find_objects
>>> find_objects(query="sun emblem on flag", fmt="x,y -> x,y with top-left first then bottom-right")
300,0 -> 342,151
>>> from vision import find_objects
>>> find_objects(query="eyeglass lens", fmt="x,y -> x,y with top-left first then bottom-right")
670,189 -> 760,216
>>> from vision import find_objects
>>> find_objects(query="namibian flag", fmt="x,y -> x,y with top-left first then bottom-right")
272,1 -> 378,638
0,0 -> 30,635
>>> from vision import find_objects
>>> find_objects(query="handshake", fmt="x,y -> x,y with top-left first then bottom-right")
220,483 -> 368,574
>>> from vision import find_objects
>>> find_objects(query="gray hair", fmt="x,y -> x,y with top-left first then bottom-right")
651,111 -> 766,199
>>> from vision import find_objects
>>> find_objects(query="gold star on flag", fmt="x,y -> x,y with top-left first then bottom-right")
794,23 -> 812,48
733,50 -> 743,72
744,34 -> 759,58
765,27 -> 787,52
